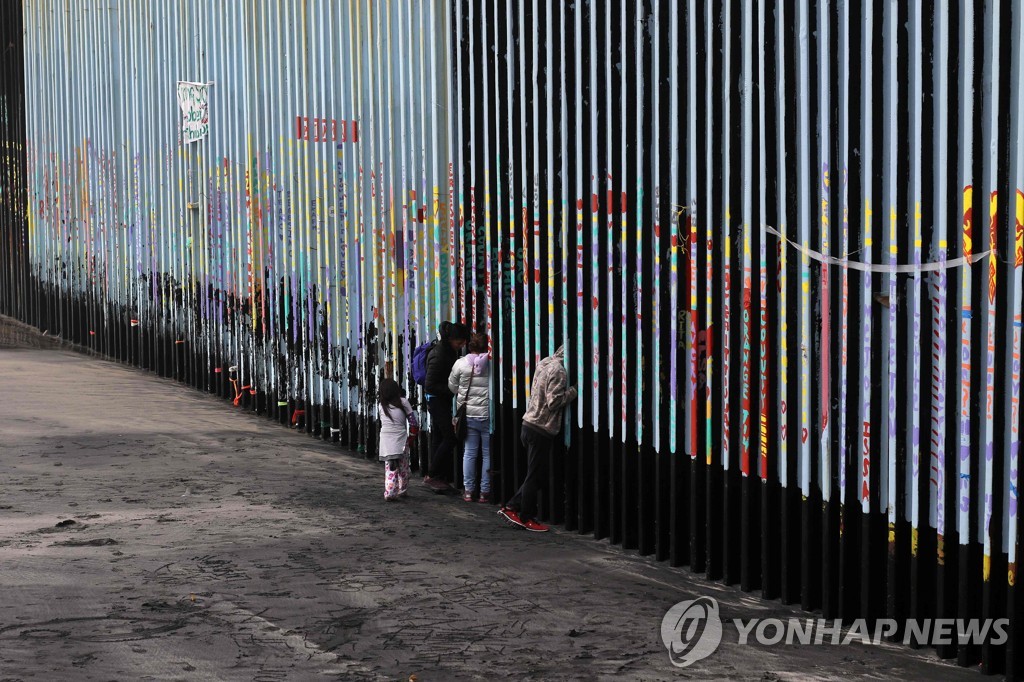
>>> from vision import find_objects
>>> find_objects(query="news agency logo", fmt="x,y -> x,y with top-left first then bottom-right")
660,597 -> 724,668
662,596 -> 1009,668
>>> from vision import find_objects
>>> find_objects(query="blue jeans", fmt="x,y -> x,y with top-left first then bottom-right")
462,417 -> 491,493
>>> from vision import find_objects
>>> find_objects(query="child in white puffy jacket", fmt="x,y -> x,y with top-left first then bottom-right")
377,378 -> 418,500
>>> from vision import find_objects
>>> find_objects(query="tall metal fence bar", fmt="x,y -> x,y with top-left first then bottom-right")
2,1 -> 1024,675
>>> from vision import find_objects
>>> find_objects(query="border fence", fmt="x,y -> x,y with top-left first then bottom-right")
3,1 -> 1024,675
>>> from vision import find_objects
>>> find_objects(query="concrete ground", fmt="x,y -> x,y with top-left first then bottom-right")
0,347 -> 979,681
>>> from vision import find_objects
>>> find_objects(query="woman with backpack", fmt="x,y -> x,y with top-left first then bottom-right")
377,378 -> 419,500
448,333 -> 491,503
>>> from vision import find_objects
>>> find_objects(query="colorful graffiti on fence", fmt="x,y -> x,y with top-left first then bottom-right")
1,0 -> 1024,674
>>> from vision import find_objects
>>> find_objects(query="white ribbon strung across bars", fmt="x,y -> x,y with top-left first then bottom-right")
763,224 -> 993,274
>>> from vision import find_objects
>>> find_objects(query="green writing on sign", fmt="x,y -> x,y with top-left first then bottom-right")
176,81 -> 209,144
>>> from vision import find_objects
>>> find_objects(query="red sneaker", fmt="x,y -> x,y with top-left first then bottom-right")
422,476 -> 451,493
462,491 -> 474,502
498,507 -> 524,528
522,519 -> 549,533
477,492 -> 491,504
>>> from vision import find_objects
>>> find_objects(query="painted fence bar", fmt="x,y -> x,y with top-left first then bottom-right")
3,0 -> 1024,675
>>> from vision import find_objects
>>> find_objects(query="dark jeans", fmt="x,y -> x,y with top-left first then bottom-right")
507,424 -> 553,523
427,397 -> 456,482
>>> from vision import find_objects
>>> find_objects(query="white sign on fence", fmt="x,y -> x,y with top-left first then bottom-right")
176,81 -> 209,144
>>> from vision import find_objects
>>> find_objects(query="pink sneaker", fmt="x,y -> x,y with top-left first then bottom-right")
462,491 -> 474,502
476,492 -> 491,504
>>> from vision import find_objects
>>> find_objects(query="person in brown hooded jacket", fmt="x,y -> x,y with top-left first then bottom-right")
499,344 -> 577,532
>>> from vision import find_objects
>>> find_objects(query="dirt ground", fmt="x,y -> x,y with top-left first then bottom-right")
0,348 -> 979,680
